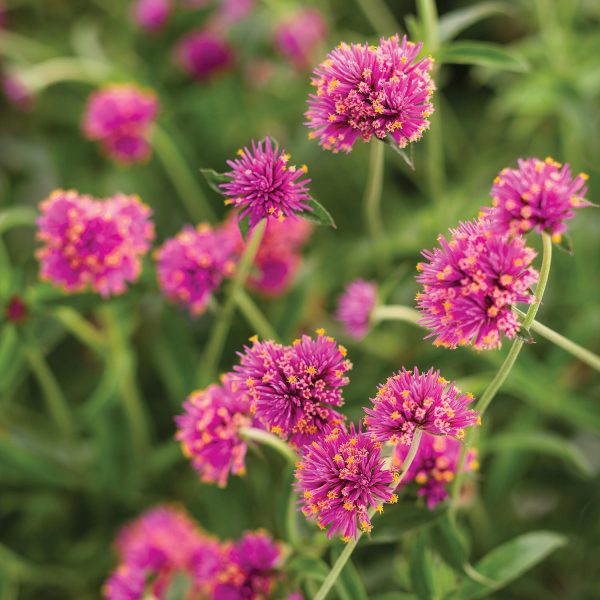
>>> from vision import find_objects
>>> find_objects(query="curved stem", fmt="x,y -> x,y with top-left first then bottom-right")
236,289 -> 278,341
363,141 -> 385,263
239,427 -> 297,465
50,307 -> 106,355
371,304 -> 422,327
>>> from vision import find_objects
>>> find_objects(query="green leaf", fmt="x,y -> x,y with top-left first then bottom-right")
439,2 -> 512,43
453,531 -> 566,599
555,232 -> 574,255
438,41 -> 530,72
385,139 -> 415,170
164,572 -> 191,600
409,533 -> 435,600
0,206 -> 37,234
431,515 -> 469,573
301,196 -> 336,228
370,504 -> 446,544
287,555 -> 330,582
332,550 -> 369,600
238,216 -> 252,241
200,168 -> 230,194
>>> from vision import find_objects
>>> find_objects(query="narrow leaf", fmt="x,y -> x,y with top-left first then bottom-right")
301,196 -> 336,228
237,216 -> 251,241
431,515 -> 469,573
409,533 -> 435,600
438,41 -> 530,72
439,2 -> 512,43
386,139 -> 415,170
555,233 -> 574,255
200,168 -> 230,194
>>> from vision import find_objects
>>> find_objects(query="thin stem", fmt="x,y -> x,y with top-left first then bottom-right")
199,220 -> 267,385
354,0 -> 402,36
152,126 -> 216,223
236,288 -> 278,341
371,305 -> 422,326
50,307 -> 106,354
239,427 -> 297,465
363,141 -> 386,267
416,0 -> 440,51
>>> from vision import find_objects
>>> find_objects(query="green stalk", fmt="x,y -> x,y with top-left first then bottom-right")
416,0 -> 440,51
371,304 -> 422,327
236,288 -> 278,341
363,141 -> 386,265
239,426 -> 297,465
50,307 -> 106,355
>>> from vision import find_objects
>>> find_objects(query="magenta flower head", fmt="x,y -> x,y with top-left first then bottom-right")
36,190 -> 154,297
364,367 -> 479,447
175,28 -> 233,81
484,157 -> 591,241
274,7 -> 327,70
132,0 -> 171,31
393,432 -> 478,509
175,374 -> 254,487
82,84 -> 158,164
295,424 -> 396,539
219,137 -> 312,227
306,34 -> 434,153
234,329 -> 351,448
416,218 -> 539,350
155,223 -> 236,315
2,71 -> 32,111
335,279 -> 377,339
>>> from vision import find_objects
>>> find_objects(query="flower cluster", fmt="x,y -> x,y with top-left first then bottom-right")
335,279 -> 377,339
36,190 -> 154,297
364,367 -> 479,447
295,424 -> 396,539
175,29 -> 234,81
416,218 -> 539,350
234,330 -> 351,448
485,157 -> 591,240
306,34 -> 434,153
82,84 -> 158,164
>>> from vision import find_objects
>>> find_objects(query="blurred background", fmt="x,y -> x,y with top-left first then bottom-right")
1,0 -> 599,598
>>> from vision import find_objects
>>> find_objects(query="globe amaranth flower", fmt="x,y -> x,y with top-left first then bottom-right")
210,0 -> 255,29
82,84 -> 158,164
393,432 -> 478,509
484,157 -> 591,241
103,505 -> 224,600
175,374 -> 256,487
335,279 -> 377,339
306,34 -> 434,153
132,0 -> 171,31
416,218 -> 539,350
274,7 -> 327,70
155,223 -> 236,315
365,367 -> 479,448
175,28 -> 233,81
219,137 -> 312,227
2,71 -> 32,111
36,190 -> 154,297
295,424 -> 396,539
234,329 -> 351,448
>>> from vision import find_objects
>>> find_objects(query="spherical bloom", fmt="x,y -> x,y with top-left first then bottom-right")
234,330 -> 351,448
484,157 -> 591,240
36,190 -> 154,297
335,279 -> 377,339
2,71 -> 32,111
219,137 -> 312,227
364,367 -> 479,447
175,29 -> 233,81
132,0 -> 171,31
175,374 -> 255,487
416,218 -> 539,350
306,34 -> 434,153
295,424 -> 396,539
274,7 -> 327,70
155,223 -> 236,315
393,432 -> 478,509
82,84 -> 158,164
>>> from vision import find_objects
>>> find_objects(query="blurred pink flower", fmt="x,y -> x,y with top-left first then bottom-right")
211,0 -> 255,29
2,72 -> 32,111
131,0 -> 171,31
335,279 -> 377,339
175,28 -> 234,81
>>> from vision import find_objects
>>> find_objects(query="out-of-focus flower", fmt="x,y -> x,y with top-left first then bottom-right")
175,374 -> 255,487
364,367 -> 479,447
335,279 -> 377,339
4,295 -> 27,323
416,218 -> 539,350
306,34 -> 434,153
82,84 -> 158,164
2,71 -> 32,111
234,330 -> 351,448
274,7 -> 327,70
220,137 -> 312,227
485,157 -> 591,241
295,424 -> 396,539
393,432 -> 478,509
131,0 -> 171,31
155,223 -> 236,315
211,0 -> 255,29
36,190 -> 154,297
175,28 -> 234,81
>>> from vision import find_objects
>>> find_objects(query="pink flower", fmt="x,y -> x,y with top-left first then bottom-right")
2,71 -> 32,111
36,190 -> 154,297
82,84 -> 158,164
335,279 -> 377,339
364,367 -> 479,447
485,157 -> 591,240
295,424 -> 396,539
131,0 -> 171,31
306,34 -> 434,153
416,218 -> 539,350
4,295 -> 27,323
211,0 -> 255,29
234,330 -> 351,448
155,223 -> 236,315
175,29 -> 234,81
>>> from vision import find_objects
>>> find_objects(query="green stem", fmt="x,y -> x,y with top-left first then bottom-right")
371,305 -> 422,326
314,430 -> 423,600
363,141 -> 386,266
152,126 -> 216,223
199,220 -> 267,385
236,289 -> 278,341
50,307 -> 106,354
416,0 -> 440,51
354,0 -> 402,35
239,426 -> 297,465
19,57 -> 111,92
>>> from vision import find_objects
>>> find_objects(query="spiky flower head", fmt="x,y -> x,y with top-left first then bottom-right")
393,432 -> 478,509
234,330 -> 351,448
485,157 -> 591,241
295,424 -> 396,539
219,137 -> 312,227
175,374 -> 255,487
132,0 -> 171,31
155,223 -> 236,316
416,218 -> 538,350
82,84 -> 158,164
36,190 -> 154,297
175,28 -> 233,81
335,279 -> 377,339
364,367 -> 479,447
306,34 -> 434,153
